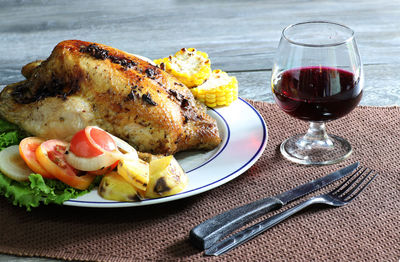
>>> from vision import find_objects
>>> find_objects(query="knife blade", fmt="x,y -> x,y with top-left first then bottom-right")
189,162 -> 359,250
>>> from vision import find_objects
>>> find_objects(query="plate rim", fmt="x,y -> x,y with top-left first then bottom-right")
64,97 -> 267,207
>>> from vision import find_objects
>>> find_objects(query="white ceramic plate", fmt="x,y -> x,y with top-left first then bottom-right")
64,98 -> 268,207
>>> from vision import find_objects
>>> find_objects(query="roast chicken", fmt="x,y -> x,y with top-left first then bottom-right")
0,40 -> 221,154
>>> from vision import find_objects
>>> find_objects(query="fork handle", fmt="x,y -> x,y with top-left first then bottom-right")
205,197 -> 320,256
189,197 -> 284,250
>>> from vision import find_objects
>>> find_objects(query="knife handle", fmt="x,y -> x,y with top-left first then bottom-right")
189,196 -> 283,250
204,197 -> 318,256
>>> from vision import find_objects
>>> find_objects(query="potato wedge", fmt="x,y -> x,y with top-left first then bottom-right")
98,172 -> 143,201
145,155 -> 188,198
117,158 -> 149,192
137,152 -> 164,163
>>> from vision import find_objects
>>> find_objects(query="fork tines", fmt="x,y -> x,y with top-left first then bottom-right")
330,167 -> 378,202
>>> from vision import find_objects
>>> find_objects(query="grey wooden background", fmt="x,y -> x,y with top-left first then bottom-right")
0,0 -> 399,261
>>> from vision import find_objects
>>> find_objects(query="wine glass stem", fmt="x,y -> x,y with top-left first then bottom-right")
296,122 -> 334,150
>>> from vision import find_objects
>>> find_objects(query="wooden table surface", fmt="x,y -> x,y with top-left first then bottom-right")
0,0 -> 399,261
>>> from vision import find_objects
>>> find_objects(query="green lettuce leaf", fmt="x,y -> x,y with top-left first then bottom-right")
0,173 -> 97,211
0,118 -> 100,210
0,119 -> 27,149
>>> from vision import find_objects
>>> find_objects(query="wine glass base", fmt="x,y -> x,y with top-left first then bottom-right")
280,134 -> 352,165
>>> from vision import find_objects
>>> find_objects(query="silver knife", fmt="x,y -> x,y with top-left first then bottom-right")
189,162 -> 359,250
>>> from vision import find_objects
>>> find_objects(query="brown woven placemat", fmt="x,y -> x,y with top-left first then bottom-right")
0,101 -> 399,262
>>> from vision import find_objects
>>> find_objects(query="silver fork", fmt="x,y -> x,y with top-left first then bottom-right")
205,166 -> 378,256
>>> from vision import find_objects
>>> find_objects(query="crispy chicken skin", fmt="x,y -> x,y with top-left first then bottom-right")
0,40 -> 221,154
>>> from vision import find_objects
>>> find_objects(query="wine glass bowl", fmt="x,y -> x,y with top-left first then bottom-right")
271,21 -> 363,165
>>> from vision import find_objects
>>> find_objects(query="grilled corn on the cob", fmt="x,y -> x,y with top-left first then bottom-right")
154,48 -> 211,88
191,69 -> 238,107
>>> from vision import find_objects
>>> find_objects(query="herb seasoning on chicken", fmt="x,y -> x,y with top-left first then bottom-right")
0,40 -> 221,155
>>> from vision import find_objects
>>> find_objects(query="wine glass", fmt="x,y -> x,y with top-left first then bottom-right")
271,21 -> 363,165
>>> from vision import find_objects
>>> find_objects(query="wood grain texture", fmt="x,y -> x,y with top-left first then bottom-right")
1,0 -> 400,74
0,0 -> 399,261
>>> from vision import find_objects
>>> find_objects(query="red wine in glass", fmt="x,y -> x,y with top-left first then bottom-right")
273,66 -> 362,122
271,21 -> 363,165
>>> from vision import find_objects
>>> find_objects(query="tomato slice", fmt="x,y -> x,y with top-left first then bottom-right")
36,139 -> 96,190
69,129 -> 102,157
19,137 -> 54,179
69,127 -> 117,158
90,128 -> 117,152
88,161 -> 119,175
